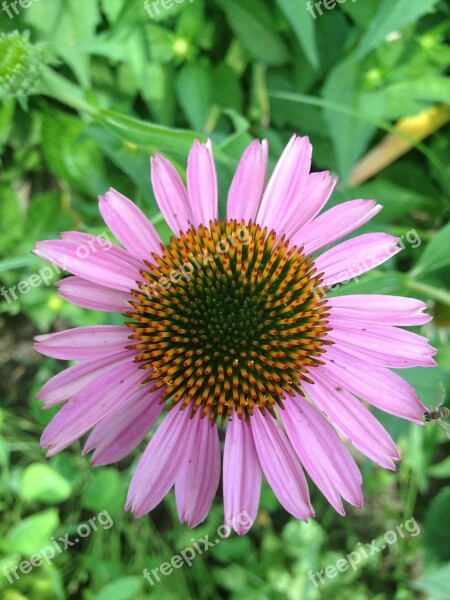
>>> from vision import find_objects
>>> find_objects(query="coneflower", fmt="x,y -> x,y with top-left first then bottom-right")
33,135 -> 436,534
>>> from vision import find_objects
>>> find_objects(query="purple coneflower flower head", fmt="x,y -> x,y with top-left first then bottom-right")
33,135 -> 437,534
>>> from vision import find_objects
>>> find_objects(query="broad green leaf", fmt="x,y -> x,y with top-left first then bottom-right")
42,110 -> 108,196
216,0 -> 289,66
82,468 -> 125,513
20,464 -> 72,504
378,78 -> 450,119
274,0 -> 319,69
412,565 -> 450,600
96,577 -> 143,600
423,487 -> 450,562
176,61 -> 213,132
7,509 -> 59,555
338,0 -> 384,27
410,222 -> 450,278
429,456 -> 450,479
356,0 -> 440,58
322,58 -> 383,183
99,109 -> 234,167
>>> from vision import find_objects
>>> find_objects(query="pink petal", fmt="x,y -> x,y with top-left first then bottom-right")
256,135 -> 312,232
227,139 -> 268,222
314,233 -> 401,286
328,319 -> 437,368
292,200 -> 383,254
41,362 -> 144,456
151,154 -> 194,234
280,396 -> 363,515
60,231 -> 144,272
223,414 -> 261,535
55,277 -> 133,312
187,139 -> 218,226
98,189 -> 162,260
283,171 -> 337,239
175,418 -> 221,528
126,406 -> 197,517
327,295 -> 432,326
33,240 -> 141,292
34,325 -> 130,360
251,411 -> 314,521
303,378 -> 399,470
83,387 -> 164,466
37,349 -> 136,407
319,346 -> 426,423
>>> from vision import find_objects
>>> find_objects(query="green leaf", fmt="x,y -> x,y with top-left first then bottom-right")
410,222 -> 450,278
217,0 -> 289,66
412,565 -> 450,600
274,0 -> 319,69
356,0 -> 440,58
82,468 -> 125,514
96,577 -> 143,600
42,110 -> 108,196
7,509 -> 59,555
423,487 -> 450,562
322,58 -> 383,183
20,464 -> 72,504
176,62 -> 213,132
429,456 -> 450,479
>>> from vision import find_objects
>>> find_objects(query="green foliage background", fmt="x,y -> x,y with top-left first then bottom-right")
1,0 -> 450,598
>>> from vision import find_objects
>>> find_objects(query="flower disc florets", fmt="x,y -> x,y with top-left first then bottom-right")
126,219 -> 331,424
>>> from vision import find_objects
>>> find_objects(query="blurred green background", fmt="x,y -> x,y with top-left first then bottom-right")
1,0 -> 450,598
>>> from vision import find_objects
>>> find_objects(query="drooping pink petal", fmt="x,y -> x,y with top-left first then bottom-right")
34,325 -> 130,360
55,277 -> 133,312
303,378 -> 399,470
320,346 -> 426,422
292,200 -> 383,254
314,233 -> 401,286
187,139 -> 218,226
37,349 -> 136,407
251,410 -> 314,521
60,231 -> 145,272
227,139 -> 268,222
175,417 -> 221,528
33,240 -> 141,292
126,406 -> 197,517
283,171 -> 337,240
41,362 -> 144,456
83,387 -> 164,466
280,395 -> 363,515
98,189 -> 162,260
256,135 -> 312,232
328,319 -> 437,368
151,153 -> 194,234
327,295 -> 432,326
223,414 -> 261,535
